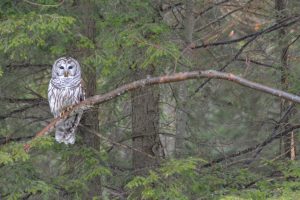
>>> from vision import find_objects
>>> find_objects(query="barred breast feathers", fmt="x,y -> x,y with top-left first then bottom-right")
48,80 -> 84,117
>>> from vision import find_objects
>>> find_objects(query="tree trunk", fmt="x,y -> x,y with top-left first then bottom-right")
175,0 -> 194,157
61,1 -> 101,198
131,66 -> 162,175
175,83 -> 188,157
78,0 -> 102,197
276,0 -> 296,159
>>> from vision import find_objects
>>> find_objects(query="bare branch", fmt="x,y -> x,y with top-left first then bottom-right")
0,98 -> 47,104
24,70 -> 300,151
23,0 -> 64,7
195,0 -> 232,20
6,63 -> 51,70
194,15 -> 300,49
192,33 -> 259,95
195,6 -> 243,33
0,104 -> 40,120
0,135 -> 34,145
191,16 -> 300,94
236,58 -> 276,69
200,124 -> 300,168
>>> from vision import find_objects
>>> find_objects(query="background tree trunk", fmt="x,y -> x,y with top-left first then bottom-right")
276,0 -> 296,160
175,0 -> 194,157
131,66 -> 162,175
78,0 -> 102,197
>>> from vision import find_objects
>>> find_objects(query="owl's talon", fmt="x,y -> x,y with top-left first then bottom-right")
66,105 -> 74,112
59,111 -> 65,118
59,105 -> 74,118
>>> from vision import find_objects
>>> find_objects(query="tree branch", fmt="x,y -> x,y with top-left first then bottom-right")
192,34 -> 258,94
0,98 -> 47,104
23,0 -> 64,7
0,135 -> 35,145
194,15 -> 300,48
5,63 -> 51,70
236,58 -> 276,69
195,0 -> 232,21
24,70 -> 300,151
200,124 -> 300,168
0,104 -> 42,121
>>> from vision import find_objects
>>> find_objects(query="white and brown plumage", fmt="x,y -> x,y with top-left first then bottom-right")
48,57 -> 85,144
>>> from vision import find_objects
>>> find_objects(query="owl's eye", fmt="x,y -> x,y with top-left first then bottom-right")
59,66 -> 64,69
68,66 -> 73,69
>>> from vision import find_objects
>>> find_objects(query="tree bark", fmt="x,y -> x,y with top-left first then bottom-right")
175,0 -> 194,157
78,0 -> 102,197
80,0 -> 99,144
131,66 -> 162,175
275,0 -> 296,160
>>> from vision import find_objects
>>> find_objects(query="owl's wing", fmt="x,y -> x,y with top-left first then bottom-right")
48,82 -> 60,117
80,78 -> 86,101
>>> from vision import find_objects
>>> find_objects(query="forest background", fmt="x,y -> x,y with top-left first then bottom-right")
1,0 -> 300,199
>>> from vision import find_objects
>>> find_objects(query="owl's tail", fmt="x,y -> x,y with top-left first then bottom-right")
55,113 -> 82,144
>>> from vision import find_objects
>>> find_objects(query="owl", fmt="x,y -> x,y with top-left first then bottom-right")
48,57 -> 85,144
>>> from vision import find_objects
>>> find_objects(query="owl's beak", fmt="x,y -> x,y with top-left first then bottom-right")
64,71 -> 69,77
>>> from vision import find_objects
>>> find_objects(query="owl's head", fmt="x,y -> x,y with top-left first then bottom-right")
52,57 -> 81,79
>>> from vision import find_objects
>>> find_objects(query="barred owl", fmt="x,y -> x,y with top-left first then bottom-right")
48,57 -> 85,144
